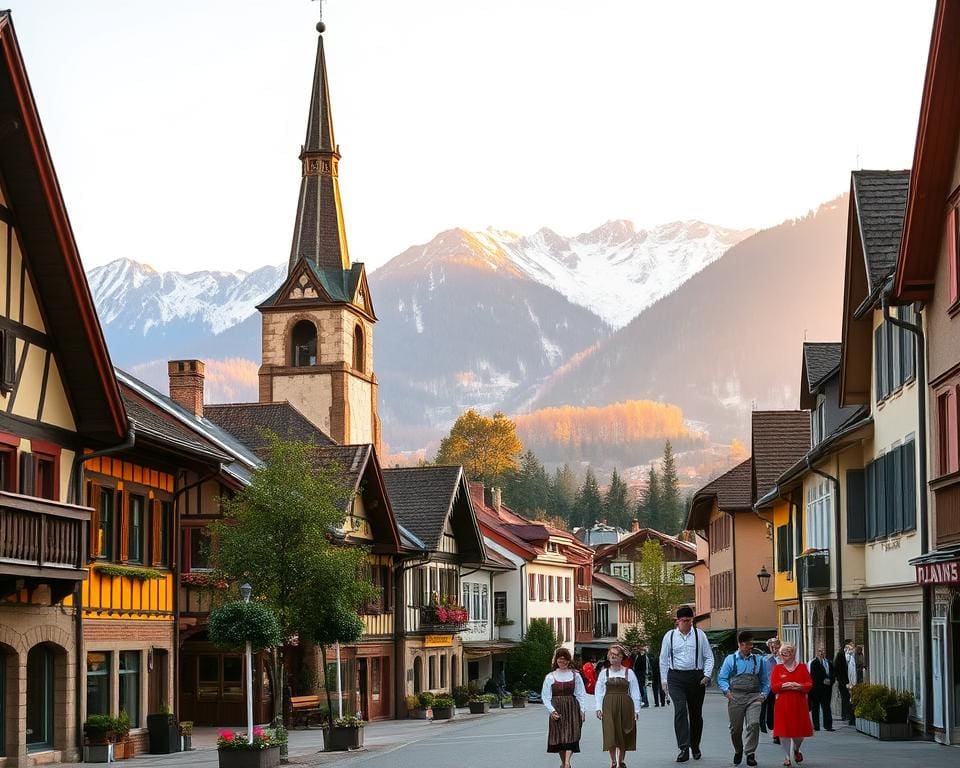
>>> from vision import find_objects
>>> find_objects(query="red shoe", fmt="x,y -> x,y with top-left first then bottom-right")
794,750 -> 803,764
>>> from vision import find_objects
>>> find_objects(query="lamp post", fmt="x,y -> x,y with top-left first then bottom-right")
240,583 -> 254,743
757,566 -> 771,594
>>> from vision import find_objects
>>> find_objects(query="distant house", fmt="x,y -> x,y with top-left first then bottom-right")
575,521 -> 632,548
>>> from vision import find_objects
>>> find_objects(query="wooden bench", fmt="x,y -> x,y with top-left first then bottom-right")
288,695 -> 324,728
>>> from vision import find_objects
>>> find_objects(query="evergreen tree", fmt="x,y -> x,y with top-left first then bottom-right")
574,468 -> 604,529
503,450 -> 551,516
550,464 -> 579,526
637,464 -> 662,530
604,468 -> 631,530
659,440 -> 683,535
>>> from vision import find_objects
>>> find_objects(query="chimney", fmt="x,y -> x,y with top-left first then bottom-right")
168,359 -> 205,417
491,487 -> 502,512
630,519 -> 640,533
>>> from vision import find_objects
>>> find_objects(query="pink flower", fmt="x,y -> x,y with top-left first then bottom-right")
253,727 -> 264,737
219,731 -> 234,742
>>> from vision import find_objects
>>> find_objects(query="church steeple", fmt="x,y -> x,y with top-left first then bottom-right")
288,21 -> 350,274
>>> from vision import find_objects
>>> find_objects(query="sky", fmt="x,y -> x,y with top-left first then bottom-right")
11,1 -> 936,274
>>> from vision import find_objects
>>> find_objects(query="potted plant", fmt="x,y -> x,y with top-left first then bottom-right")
468,693 -> 496,715
431,696 -> 455,720
147,702 -> 181,754
852,683 -> 915,740
217,727 -> 281,768
323,715 -> 364,751
409,691 -> 435,720
113,710 -> 131,759
453,685 -> 470,708
511,689 -> 529,708
179,721 -> 194,751
83,714 -> 116,763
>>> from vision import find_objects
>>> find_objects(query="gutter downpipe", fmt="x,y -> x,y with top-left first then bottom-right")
882,287 -> 931,734
67,428 -> 135,756
806,455 -> 843,655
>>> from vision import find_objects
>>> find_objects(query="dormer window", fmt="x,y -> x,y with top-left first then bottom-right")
812,394 -> 826,445
545,541 -> 558,553
291,320 -> 317,367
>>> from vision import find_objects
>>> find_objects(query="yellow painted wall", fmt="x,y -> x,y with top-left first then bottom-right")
772,498 -> 797,602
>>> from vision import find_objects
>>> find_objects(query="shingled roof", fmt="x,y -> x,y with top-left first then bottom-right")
205,402 -> 335,458
752,411 -> 811,503
803,343 -> 842,392
121,389 -> 229,463
687,458 -> 753,531
852,170 -> 910,291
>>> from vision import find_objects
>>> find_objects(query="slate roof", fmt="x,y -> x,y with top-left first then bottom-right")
382,465 -> 465,551
752,411 -> 811,503
121,389 -> 230,462
803,343 -> 842,391
852,170 -> 911,291
204,402 -> 335,458
687,458 -> 754,531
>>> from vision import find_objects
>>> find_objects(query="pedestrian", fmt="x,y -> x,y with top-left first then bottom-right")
582,659 -> 598,695
770,642 -> 813,767
542,647 -> 589,768
649,649 -> 666,706
808,646 -> 834,731
717,630 -> 770,767
834,640 -> 856,726
659,605 -> 714,763
594,643 -> 641,768
629,644 -> 651,708
760,637 -> 781,743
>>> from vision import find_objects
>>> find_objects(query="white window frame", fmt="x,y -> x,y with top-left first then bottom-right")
869,611 -> 922,715
806,479 -> 832,551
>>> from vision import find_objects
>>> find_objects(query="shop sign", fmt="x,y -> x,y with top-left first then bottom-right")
915,559 -> 960,585
424,635 -> 454,648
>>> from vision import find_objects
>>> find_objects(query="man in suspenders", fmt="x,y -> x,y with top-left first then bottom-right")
659,605 -> 715,763
718,631 -> 770,767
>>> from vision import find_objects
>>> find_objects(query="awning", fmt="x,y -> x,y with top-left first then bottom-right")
910,544 -> 960,585
703,629 -> 736,647
462,641 -> 515,657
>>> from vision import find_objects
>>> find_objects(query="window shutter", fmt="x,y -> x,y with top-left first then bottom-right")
88,481 -> 102,558
865,461 -> 876,540
892,447 -> 904,534
885,320 -> 898,391
846,470 -> 866,543
949,207 -> 959,306
902,440 -> 917,532
776,525 -> 788,571
151,499 -> 162,565
118,491 -> 129,561
0,329 -> 16,393
874,326 -> 885,402
18,452 -> 34,495
875,457 -> 887,538
884,451 -> 897,536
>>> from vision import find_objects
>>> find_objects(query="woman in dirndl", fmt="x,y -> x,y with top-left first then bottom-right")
594,643 -> 642,768
542,647 -> 589,768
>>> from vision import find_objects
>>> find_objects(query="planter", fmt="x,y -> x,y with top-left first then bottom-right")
408,708 -> 430,720
181,735 -> 193,751
511,697 -> 527,708
431,706 -> 454,720
83,744 -> 114,763
855,717 -> 913,741
323,726 -> 364,751
468,702 -> 490,715
113,739 -> 130,759
148,714 -> 182,754
218,746 -> 282,768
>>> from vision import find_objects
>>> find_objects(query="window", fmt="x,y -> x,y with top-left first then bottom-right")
119,651 -> 140,728
480,585 -> 488,620
0,433 -> 16,492
775,524 -> 793,573
869,611 -> 922,715
86,651 -> 111,716
439,653 -> 447,688
564,577 -> 572,602
127,495 -> 145,563
710,570 -> 734,609
428,655 -> 436,689
875,308 -> 919,404
34,455 -> 56,500
155,501 -> 171,566
472,583 -> 481,620
565,617 -> 572,641
89,485 -> 114,560
947,203 -> 960,307
548,576 -> 555,602
709,515 -> 731,552
806,479 -> 832,551
26,645 -> 53,750
462,583 -> 470,618
545,541 -> 558,553
812,395 -> 827,445
183,527 -> 211,571
865,441 -> 917,539
494,591 -> 507,622
353,325 -> 365,373
611,563 -> 632,581
538,574 -> 546,601
936,387 -> 959,477
291,320 -> 317,367
528,572 -> 536,600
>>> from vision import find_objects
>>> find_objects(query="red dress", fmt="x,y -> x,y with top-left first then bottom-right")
581,662 -> 597,695
771,662 -> 814,738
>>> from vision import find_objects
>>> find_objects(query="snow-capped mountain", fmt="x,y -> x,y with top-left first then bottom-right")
464,220 -> 753,328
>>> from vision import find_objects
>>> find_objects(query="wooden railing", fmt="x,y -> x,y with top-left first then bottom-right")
0,492 -> 89,574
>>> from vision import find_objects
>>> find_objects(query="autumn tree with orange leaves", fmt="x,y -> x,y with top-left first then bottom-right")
436,409 -> 523,485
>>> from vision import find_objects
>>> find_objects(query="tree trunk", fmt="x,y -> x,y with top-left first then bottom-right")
270,647 -> 285,726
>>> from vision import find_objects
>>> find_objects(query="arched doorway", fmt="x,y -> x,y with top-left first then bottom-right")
824,606 -> 835,660
413,656 -> 423,694
26,644 -> 55,752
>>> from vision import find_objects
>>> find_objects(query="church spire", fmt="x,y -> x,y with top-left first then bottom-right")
288,21 -> 350,274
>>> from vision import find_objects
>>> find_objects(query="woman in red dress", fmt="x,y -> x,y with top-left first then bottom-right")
770,643 -> 813,766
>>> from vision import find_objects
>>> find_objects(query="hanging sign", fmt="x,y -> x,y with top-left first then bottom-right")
915,559 -> 960,585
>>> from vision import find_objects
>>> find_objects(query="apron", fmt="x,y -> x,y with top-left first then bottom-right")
728,655 -> 761,704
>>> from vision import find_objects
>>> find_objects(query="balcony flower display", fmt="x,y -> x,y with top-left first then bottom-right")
424,596 -> 468,625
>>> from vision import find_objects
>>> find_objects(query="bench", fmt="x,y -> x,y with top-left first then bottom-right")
288,695 -> 324,728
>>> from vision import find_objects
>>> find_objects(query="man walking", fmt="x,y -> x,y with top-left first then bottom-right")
650,648 -> 666,706
630,644 -> 651,708
718,631 -> 769,767
660,605 -> 714,763
809,646 -> 834,730
834,640 -> 857,725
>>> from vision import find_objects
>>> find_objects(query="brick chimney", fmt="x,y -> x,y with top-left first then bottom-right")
491,487 -> 502,512
630,519 -> 640,533
168,359 -> 205,417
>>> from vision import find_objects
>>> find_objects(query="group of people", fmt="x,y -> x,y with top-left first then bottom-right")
540,605 -> 862,768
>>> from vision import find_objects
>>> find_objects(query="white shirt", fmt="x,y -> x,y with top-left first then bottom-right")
541,670 -> 589,714
594,667 -> 642,712
846,652 -> 857,686
659,627 -> 715,681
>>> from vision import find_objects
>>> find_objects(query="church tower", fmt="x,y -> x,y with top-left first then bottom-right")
257,21 -> 380,451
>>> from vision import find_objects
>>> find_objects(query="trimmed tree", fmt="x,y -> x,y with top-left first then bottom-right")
632,540 -> 688,648
505,618 -> 558,693
301,601 -> 366,725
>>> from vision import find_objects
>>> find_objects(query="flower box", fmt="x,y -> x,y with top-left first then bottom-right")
855,717 -> 913,741
511,696 -> 527,708
323,726 -> 364,751
83,744 -> 114,763
431,706 -> 454,720
218,745 -> 281,768
408,708 -> 430,720
468,701 -> 490,714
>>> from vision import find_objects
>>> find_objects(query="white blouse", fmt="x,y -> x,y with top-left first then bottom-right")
594,667 -> 642,712
541,669 -> 589,714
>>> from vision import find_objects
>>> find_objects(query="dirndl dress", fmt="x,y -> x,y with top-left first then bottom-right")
601,675 -> 636,751
547,679 -> 582,753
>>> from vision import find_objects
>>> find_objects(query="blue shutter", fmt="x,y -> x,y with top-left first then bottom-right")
902,440 -> 917,532
875,326 -> 885,402
884,451 -> 897,535
892,445 -> 904,534
846,469 -> 866,543
875,455 -> 888,538
865,461 -> 876,540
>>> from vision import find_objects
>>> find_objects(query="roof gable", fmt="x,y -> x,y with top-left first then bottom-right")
751,411 -> 810,503
204,401 -> 335,457
851,170 -> 911,294
801,342 -> 842,408
687,458 -> 753,531
594,527 -> 696,566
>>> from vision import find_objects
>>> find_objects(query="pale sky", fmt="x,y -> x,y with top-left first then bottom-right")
12,1 -> 935,274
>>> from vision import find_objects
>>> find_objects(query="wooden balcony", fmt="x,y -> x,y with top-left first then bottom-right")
934,479 -> 960,546
417,606 -> 467,634
0,491 -> 90,602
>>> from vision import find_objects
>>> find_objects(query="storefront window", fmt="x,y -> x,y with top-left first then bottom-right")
118,651 -> 140,728
26,645 -> 54,750
223,657 -> 243,698
86,651 -> 111,716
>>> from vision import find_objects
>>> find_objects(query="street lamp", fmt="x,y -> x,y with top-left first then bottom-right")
757,566 -> 772,593
240,583 -> 253,743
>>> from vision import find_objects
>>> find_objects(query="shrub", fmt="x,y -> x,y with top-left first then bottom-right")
208,601 -> 283,652
331,715 -> 363,728
113,710 -> 130,738
851,683 -> 915,723
416,691 -> 436,709
481,693 -> 498,704
433,696 -> 455,709
505,618 -> 557,691
83,714 -> 115,743
404,695 -> 419,711
453,686 -> 470,707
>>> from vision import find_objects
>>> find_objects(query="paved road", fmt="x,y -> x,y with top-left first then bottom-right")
98,695 -> 959,768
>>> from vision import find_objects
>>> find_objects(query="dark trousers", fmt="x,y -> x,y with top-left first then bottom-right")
838,685 -> 854,725
667,669 -> 706,750
810,686 -> 833,730
638,676 -> 649,706
759,692 -> 776,731
652,678 -> 665,705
